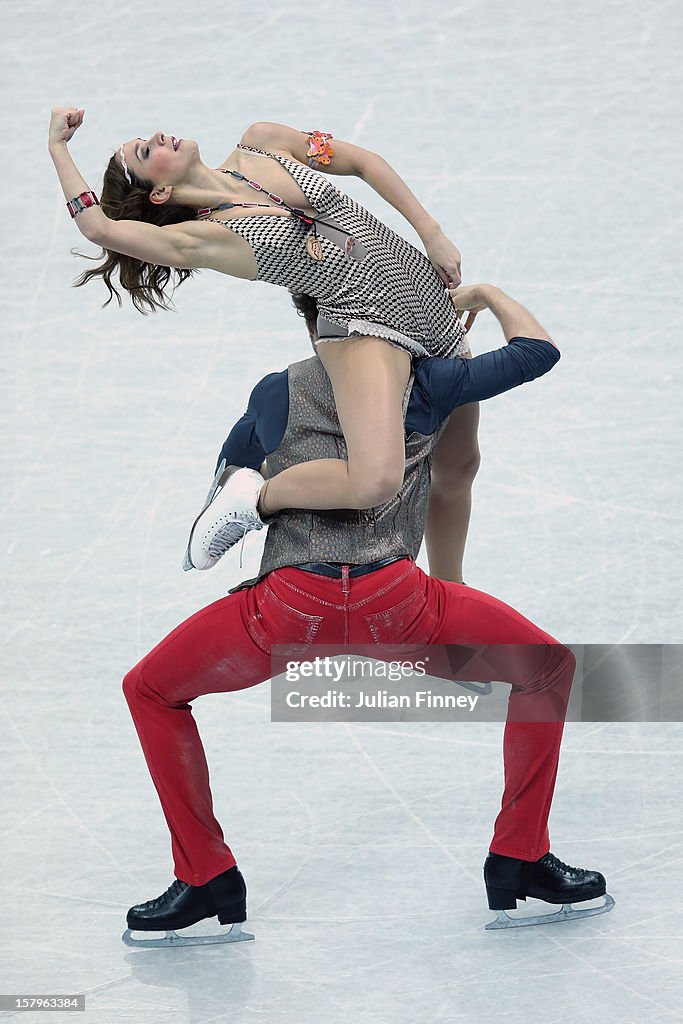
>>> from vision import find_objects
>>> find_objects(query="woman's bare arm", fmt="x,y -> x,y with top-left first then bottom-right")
52,145 -> 232,270
242,121 -> 461,284
53,145 -> 202,268
48,110 -> 248,272
48,108 -> 200,268
242,122 -> 438,237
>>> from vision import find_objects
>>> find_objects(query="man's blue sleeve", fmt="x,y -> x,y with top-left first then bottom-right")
408,338 -> 560,435
215,370 -> 289,472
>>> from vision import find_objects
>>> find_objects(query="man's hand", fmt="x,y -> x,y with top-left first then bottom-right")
449,284 -> 556,347
447,283 -> 492,332
48,107 -> 85,149
447,283 -> 491,311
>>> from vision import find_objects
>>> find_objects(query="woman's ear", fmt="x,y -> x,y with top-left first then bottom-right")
149,184 -> 172,206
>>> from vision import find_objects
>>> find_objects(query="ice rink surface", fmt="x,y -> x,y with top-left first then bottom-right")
2,0 -> 682,1021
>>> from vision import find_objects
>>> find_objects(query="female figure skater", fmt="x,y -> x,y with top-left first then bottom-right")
48,107 -> 480,582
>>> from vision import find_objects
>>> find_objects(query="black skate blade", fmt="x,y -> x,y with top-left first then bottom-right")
122,921 -> 254,948
485,892 -> 615,930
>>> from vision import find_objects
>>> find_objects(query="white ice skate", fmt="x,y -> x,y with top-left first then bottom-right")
183,461 -> 268,571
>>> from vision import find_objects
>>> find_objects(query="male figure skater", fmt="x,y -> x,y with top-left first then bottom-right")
122,283 -> 613,947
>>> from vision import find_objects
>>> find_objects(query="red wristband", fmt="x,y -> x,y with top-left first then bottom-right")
66,191 -> 100,218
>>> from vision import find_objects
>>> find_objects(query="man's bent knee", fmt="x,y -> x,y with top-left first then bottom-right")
122,665 -> 142,704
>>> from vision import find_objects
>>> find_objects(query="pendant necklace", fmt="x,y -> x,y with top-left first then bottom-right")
306,234 -> 324,262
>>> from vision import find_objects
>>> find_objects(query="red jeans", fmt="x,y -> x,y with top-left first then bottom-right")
123,558 -> 575,885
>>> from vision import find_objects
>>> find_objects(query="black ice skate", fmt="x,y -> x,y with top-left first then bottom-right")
122,865 -> 254,948
483,851 -> 615,930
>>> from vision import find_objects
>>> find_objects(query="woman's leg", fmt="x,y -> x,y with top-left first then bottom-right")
425,402 -> 481,582
259,337 -> 411,514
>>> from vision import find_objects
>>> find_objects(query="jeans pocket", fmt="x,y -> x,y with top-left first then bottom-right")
247,583 -> 325,657
362,585 -> 438,653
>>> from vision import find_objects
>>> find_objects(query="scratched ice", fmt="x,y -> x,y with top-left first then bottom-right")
2,0 -> 682,1021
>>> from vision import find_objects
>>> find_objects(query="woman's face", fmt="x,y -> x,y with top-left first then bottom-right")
119,131 -> 199,186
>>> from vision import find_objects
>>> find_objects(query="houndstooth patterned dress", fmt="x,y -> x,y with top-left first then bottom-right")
205,144 -> 470,360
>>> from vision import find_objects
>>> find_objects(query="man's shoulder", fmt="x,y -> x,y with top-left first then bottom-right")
249,357 -> 319,409
285,354 -> 329,386
289,354 -> 324,372
252,366 -> 290,391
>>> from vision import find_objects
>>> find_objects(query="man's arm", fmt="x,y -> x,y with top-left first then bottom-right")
214,371 -> 289,474
466,285 -> 557,348
412,285 -> 560,431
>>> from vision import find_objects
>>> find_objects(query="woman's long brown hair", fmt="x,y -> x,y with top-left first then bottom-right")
73,153 -> 198,315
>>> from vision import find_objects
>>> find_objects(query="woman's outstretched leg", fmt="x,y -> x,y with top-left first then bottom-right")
259,337 -> 411,514
425,401 -> 481,582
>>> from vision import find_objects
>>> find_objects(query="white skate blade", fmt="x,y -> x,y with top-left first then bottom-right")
122,921 -> 254,948
485,892 -> 615,930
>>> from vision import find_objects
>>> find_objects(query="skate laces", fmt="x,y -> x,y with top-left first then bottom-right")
542,853 -> 583,877
145,878 -> 186,909
207,513 -> 263,569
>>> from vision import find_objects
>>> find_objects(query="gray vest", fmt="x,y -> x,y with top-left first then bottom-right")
230,355 -> 446,591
